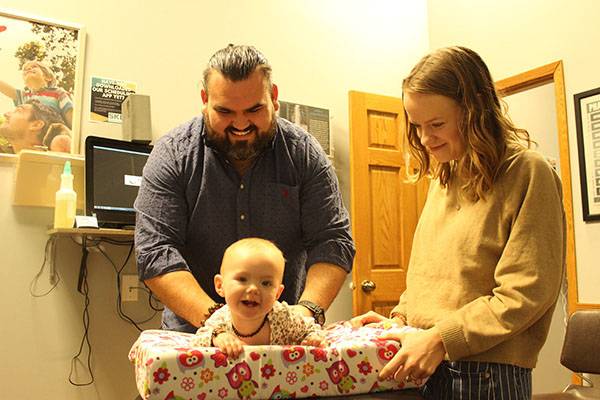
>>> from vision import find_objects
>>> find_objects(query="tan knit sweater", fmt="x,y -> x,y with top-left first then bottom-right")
391,149 -> 565,369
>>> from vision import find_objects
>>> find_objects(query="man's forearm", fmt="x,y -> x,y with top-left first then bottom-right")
144,270 -> 216,328
299,262 -> 348,309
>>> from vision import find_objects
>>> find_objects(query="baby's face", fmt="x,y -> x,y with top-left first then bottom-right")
217,249 -> 284,322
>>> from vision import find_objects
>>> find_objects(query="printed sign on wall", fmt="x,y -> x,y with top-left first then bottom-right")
90,76 -> 136,123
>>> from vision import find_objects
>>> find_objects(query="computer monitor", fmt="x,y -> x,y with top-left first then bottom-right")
85,135 -> 152,229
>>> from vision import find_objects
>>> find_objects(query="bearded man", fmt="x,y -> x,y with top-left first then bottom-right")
134,45 -> 355,333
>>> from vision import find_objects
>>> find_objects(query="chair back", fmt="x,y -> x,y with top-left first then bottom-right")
560,310 -> 600,374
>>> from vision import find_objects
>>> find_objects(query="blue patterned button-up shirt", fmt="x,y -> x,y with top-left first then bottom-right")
134,116 -> 355,332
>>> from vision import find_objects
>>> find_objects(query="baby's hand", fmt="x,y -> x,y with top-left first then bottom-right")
301,332 -> 327,347
213,332 -> 244,358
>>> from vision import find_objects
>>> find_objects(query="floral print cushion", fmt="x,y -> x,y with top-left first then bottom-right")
129,324 -> 417,399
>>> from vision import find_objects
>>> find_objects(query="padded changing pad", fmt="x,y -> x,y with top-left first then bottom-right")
129,324 -> 417,399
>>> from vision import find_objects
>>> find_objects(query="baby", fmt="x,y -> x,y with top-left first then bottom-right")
194,238 -> 326,357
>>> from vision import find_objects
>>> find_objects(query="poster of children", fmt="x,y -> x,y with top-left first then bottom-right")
0,11 -> 83,155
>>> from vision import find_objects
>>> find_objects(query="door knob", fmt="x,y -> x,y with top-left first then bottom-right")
361,280 -> 376,293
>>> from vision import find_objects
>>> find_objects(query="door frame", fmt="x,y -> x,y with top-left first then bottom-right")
496,61 -> 591,315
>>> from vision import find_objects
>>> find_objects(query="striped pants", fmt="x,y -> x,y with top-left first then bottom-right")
420,361 -> 532,400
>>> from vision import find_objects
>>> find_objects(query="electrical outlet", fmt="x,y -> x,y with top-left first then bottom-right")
121,274 -> 139,302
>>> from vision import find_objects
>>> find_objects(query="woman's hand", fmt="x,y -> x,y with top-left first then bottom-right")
213,332 -> 244,358
347,311 -> 389,327
378,327 -> 446,384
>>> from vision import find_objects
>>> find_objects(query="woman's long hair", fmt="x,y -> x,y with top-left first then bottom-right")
403,46 -> 532,200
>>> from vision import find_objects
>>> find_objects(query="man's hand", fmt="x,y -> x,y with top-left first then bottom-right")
213,332 -> 244,358
378,327 -> 445,384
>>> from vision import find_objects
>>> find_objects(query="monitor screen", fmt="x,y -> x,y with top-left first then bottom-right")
85,136 -> 152,228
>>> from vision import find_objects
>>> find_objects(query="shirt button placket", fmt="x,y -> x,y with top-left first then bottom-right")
237,178 -> 250,236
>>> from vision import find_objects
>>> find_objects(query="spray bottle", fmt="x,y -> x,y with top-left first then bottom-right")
54,161 -> 77,229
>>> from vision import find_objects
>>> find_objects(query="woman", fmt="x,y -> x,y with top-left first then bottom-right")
351,46 -> 565,399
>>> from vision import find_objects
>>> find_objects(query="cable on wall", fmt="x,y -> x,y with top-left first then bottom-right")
29,236 -> 61,297
95,241 -> 159,331
31,234 -> 162,386
69,241 -> 94,386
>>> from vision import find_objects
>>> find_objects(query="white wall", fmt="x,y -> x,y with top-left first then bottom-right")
0,1 -> 429,398
504,83 -> 571,392
0,158 -> 161,399
427,0 -> 600,391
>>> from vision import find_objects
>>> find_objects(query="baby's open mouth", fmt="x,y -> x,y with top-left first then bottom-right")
241,300 -> 259,307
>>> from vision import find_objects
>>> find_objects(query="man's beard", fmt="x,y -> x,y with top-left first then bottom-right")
204,112 -> 277,161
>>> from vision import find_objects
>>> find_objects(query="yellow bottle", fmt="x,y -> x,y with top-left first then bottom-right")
54,161 -> 77,229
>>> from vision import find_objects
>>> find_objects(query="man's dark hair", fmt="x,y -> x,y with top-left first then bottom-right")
26,99 -> 65,142
202,44 -> 272,94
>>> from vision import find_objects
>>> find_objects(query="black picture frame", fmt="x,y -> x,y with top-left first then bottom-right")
574,87 -> 600,222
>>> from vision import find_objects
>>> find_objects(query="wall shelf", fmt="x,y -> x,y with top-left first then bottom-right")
48,227 -> 134,238
13,150 -> 85,209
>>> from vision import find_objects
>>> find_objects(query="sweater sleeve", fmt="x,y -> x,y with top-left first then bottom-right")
390,291 -> 407,322
435,152 -> 566,361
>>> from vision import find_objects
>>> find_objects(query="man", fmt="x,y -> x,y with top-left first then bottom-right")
135,45 -> 355,333
0,99 -> 65,154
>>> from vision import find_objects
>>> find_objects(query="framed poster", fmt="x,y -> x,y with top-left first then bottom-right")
574,87 -> 600,222
0,8 -> 86,155
279,100 -> 331,156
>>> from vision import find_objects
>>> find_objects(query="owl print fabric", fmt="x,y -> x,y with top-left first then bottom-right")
129,324 -> 418,399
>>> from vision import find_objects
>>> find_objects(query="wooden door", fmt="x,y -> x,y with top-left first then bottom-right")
348,91 -> 428,316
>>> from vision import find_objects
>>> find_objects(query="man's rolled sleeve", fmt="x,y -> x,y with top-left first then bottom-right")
135,134 -> 191,281
300,136 -> 355,272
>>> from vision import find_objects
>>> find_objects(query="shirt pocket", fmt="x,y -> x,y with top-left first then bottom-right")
264,183 -> 301,237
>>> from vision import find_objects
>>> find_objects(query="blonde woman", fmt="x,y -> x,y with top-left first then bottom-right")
351,46 -> 565,399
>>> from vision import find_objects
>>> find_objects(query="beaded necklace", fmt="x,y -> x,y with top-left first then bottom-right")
232,314 -> 268,338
